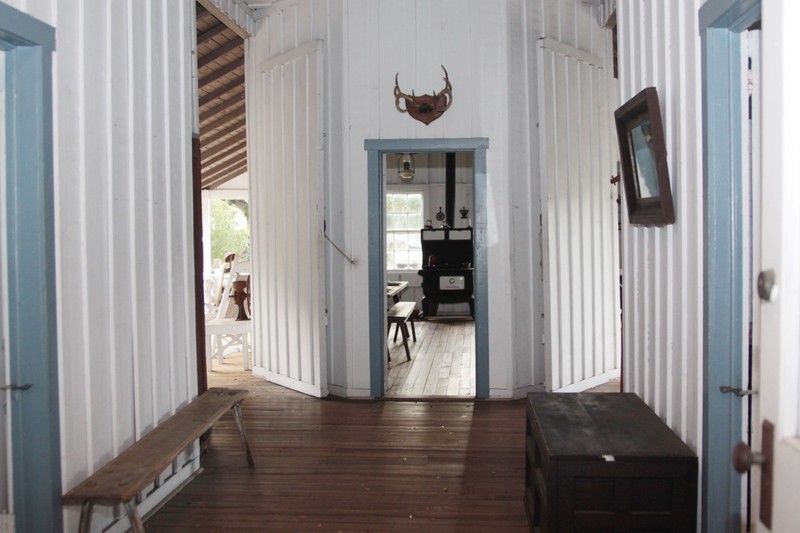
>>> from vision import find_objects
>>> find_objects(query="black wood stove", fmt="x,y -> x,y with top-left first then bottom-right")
417,228 -> 474,317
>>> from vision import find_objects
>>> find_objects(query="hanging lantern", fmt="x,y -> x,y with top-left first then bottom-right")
398,153 -> 416,183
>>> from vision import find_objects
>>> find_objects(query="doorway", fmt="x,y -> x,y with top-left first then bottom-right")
383,152 -> 476,398
700,1 -> 762,530
365,139 -> 489,399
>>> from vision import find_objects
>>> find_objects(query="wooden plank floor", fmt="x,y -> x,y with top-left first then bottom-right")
387,317 -> 475,398
146,366 -> 528,532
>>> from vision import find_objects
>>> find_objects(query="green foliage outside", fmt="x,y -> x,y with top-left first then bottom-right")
210,199 -> 250,263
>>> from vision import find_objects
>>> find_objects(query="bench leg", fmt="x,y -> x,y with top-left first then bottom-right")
400,323 -> 411,361
232,403 -> 256,468
77,501 -> 93,533
124,501 -> 145,533
409,317 -> 417,342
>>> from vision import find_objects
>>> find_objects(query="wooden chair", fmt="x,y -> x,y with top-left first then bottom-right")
205,254 -> 252,371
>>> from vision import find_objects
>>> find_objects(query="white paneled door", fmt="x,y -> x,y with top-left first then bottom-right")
537,38 -> 621,392
251,41 -> 327,397
755,1 -> 800,528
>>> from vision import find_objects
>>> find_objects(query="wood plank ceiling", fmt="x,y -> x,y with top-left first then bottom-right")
196,3 -> 247,189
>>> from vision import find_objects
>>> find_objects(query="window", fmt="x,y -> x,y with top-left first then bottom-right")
386,191 -> 424,270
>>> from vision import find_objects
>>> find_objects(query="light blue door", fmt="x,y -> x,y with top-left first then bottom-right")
0,4 -> 61,532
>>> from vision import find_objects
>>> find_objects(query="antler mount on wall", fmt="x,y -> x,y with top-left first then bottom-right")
394,65 -> 453,125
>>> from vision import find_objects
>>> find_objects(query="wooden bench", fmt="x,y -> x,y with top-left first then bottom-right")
387,301 -> 417,362
62,388 -> 255,533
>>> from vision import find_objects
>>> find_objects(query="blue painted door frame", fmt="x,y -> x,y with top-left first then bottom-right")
700,1 -> 760,531
1,4 -> 62,532
365,138 -> 489,398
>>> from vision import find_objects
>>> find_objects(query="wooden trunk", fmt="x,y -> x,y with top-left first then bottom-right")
525,393 -> 697,532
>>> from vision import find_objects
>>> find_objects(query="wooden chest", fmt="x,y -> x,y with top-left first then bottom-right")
525,393 -> 697,532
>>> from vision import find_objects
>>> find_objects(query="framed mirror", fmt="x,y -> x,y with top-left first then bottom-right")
614,87 -> 675,225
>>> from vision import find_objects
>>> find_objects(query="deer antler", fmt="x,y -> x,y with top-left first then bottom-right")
394,73 -> 410,113
436,65 -> 453,111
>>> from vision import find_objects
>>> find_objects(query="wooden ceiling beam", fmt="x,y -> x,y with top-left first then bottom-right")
200,107 -> 243,133
201,131 -> 246,151
202,160 -> 248,188
199,57 -> 244,88
198,39 -> 243,69
197,21 -> 227,45
199,93 -> 245,122
199,77 -> 244,107
202,118 -> 246,143
201,136 -> 246,163
204,155 -> 246,179
202,140 -> 246,168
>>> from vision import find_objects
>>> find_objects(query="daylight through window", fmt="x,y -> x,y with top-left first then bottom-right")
386,192 -> 423,270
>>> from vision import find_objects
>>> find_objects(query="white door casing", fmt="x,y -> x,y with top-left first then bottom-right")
250,41 -> 328,397
0,48 -> 11,526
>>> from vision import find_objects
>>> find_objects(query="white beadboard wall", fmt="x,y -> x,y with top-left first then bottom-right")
249,0 -> 619,398
617,0 -> 705,452
250,0 -> 518,397
6,1 -> 200,530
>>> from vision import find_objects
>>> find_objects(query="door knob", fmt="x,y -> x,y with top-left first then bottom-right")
731,421 -> 775,528
732,442 -> 766,473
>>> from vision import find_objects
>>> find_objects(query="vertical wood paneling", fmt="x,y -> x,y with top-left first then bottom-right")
618,0 -> 704,453
538,38 -> 620,392
253,42 -> 327,398
1,0 -> 203,529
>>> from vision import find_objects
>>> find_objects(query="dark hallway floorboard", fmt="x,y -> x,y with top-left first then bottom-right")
147,369 -> 528,532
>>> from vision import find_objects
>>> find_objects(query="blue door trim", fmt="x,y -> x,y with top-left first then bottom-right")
699,1 -> 759,531
1,3 -> 61,532
364,138 -> 490,398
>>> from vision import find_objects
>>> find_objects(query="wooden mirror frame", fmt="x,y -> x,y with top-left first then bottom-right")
614,87 -> 675,225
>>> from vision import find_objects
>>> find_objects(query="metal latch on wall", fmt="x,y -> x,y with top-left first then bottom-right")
719,386 -> 756,397
0,384 -> 32,391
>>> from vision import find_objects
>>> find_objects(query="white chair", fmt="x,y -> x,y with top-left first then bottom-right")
205,254 -> 252,371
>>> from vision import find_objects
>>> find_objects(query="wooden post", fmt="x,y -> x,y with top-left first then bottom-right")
193,135 -> 208,394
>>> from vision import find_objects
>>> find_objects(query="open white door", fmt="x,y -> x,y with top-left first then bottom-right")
537,38 -> 621,392
750,3 -> 800,528
250,41 -> 327,397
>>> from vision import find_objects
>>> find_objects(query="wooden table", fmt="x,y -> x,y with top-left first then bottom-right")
525,393 -> 697,532
386,281 -> 409,303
